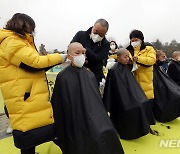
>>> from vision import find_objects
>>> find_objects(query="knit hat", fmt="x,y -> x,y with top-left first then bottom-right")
129,30 -> 144,42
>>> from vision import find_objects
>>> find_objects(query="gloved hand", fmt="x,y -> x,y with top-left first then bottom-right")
106,58 -> 116,70
131,61 -> 138,72
60,54 -> 67,62
99,78 -> 106,89
99,78 -> 106,96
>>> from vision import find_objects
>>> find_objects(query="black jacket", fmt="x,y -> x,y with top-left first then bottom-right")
167,60 -> 180,86
71,27 -> 110,82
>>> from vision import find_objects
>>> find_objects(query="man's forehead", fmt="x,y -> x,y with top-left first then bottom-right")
93,23 -> 107,33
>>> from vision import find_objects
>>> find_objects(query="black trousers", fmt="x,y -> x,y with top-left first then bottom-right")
21,147 -> 35,154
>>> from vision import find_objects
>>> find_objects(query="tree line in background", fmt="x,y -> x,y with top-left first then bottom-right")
39,39 -> 180,58
151,39 -> 180,57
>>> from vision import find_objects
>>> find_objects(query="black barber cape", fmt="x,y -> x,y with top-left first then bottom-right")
153,65 -> 180,122
51,65 -> 124,154
103,63 -> 151,140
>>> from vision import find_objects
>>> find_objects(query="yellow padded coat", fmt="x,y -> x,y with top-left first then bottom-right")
0,29 -> 63,132
133,46 -> 156,99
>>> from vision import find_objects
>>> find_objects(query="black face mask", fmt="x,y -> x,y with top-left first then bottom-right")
157,60 -> 165,66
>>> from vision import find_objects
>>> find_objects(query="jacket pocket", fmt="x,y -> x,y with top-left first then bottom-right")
24,92 -> 30,101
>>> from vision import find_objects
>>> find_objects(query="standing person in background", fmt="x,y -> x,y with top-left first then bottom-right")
127,29 -> 156,125
71,19 -> 110,84
167,51 -> 180,86
0,13 -> 66,154
105,41 -> 118,70
108,41 -> 118,61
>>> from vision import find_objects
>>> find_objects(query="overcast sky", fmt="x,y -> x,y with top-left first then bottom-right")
1,0 -> 180,51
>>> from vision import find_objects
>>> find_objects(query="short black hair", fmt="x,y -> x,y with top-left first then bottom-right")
129,29 -> 144,42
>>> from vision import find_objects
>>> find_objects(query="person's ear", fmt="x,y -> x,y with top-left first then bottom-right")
67,54 -> 70,59
67,54 -> 73,61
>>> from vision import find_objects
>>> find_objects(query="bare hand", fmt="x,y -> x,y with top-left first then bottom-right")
133,56 -> 138,62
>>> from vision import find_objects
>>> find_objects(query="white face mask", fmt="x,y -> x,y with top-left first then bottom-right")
91,33 -> 103,43
71,54 -> 86,68
131,41 -> 141,48
110,45 -> 116,50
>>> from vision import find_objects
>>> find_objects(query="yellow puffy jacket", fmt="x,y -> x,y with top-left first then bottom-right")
134,46 -> 156,99
0,29 -> 63,132
108,50 -> 118,60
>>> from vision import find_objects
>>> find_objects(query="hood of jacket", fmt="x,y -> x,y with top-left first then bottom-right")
0,29 -> 34,45
0,29 -> 14,43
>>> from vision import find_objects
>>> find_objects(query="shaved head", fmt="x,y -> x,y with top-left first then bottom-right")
67,42 -> 84,54
172,51 -> 180,58
116,48 -> 130,65
117,48 -> 129,56
156,50 -> 166,61
67,42 -> 86,65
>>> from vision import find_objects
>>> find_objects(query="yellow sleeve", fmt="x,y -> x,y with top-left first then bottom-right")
137,46 -> 156,66
6,38 -> 63,68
